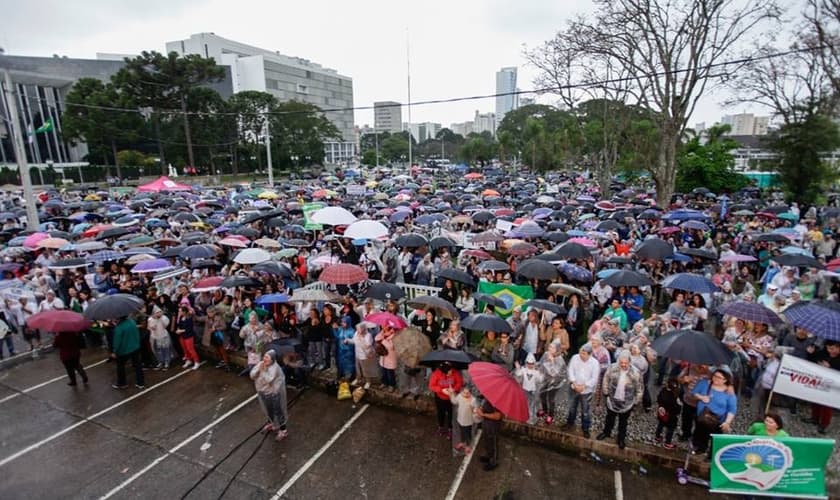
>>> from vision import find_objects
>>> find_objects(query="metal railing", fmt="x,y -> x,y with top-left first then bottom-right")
301,280 -> 442,300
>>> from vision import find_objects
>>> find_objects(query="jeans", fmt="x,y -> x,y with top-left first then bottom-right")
602,407 -> 632,444
0,335 -> 15,358
116,350 -> 145,387
540,388 -> 560,416
380,367 -> 396,387
566,389 -> 593,431
307,340 -> 326,368
153,343 -> 171,367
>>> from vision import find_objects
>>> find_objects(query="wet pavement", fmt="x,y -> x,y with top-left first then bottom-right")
1,349 -> 731,499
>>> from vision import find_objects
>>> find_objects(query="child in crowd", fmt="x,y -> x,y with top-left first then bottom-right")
447,386 -> 479,455
654,377 -> 681,449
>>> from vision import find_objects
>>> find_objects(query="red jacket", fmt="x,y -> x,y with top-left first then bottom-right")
428,368 -> 464,400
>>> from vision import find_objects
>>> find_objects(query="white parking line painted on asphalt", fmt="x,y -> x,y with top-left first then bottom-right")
270,404 -> 370,500
0,362 -> 204,468
98,393 -> 258,499
444,429 -> 482,500
614,470 -> 623,500
0,358 -> 109,404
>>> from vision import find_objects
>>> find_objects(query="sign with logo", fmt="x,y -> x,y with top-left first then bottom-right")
711,435 -> 835,499
772,355 -> 840,410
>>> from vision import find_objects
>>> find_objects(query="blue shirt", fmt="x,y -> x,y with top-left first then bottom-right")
623,294 -> 644,325
693,379 -> 737,423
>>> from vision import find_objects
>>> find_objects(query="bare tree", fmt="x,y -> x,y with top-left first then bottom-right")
528,0 -> 781,206
806,0 -> 840,97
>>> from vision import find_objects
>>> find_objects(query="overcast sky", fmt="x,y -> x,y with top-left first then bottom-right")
1,0 -> 766,129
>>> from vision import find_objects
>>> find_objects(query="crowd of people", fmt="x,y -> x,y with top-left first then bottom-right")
0,165 -> 837,466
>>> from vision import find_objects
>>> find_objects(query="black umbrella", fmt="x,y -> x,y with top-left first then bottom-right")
406,295 -> 459,320
651,329 -> 733,365
523,299 -> 566,315
181,244 -> 218,260
97,226 -> 132,240
419,349 -> 478,369
634,238 -> 674,260
471,211 -> 495,223
364,282 -> 406,301
602,270 -> 652,287
47,258 -> 91,270
751,233 -> 789,243
477,260 -> 510,272
283,238 -> 312,248
252,261 -> 293,278
772,253 -> 823,269
232,226 -> 260,239
394,233 -> 428,248
220,275 -> 262,288
553,242 -> 592,260
162,245 -> 187,258
605,256 -> 634,265
429,236 -> 458,250
516,259 -> 559,280
84,293 -> 145,320
190,258 -> 222,269
438,268 -> 476,288
679,248 -> 718,260
544,232 -> 569,243
595,220 -> 624,232
473,293 -> 506,309
460,313 -> 513,333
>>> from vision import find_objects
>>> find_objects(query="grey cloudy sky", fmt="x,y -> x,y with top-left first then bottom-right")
0,0 -> 763,129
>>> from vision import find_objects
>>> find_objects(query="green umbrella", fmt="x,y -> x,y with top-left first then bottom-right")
778,212 -> 799,221
275,248 -> 298,258
128,235 -> 156,247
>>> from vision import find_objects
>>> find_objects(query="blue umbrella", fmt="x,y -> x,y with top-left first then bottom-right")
560,262 -> 593,283
86,250 -> 126,264
661,273 -> 719,293
680,220 -> 710,231
783,301 -> 840,341
256,293 -> 291,305
596,268 -> 619,279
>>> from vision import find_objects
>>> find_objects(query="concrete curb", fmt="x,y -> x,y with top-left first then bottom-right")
199,345 -> 710,476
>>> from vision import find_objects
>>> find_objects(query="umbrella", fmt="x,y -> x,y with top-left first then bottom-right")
131,258 -> 175,274
559,263 -> 593,283
48,258 -> 91,270
394,233 -> 428,248
190,259 -> 222,269
252,261 -> 294,278
772,253 -> 823,269
680,220 -> 710,231
310,206 -> 357,226
406,295 -> 459,320
719,254 -> 757,263
288,288 -> 343,303
233,248 -> 272,265
429,236 -> 458,250
420,349 -> 477,370
437,268 -> 476,288
393,327 -> 432,368
364,282 -> 406,301
219,275 -> 262,288
319,263 -> 368,285
460,313 -> 513,333
26,310 -> 91,333
553,242 -> 592,260
36,237 -> 69,250
180,244 -> 219,260
151,267 -> 190,282
718,301 -> 782,325
783,301 -> 840,341
125,253 -> 156,265
507,242 -> 539,256
751,233 -> 789,243
473,293 -> 506,309
365,312 -> 408,329
516,259 -> 559,280
344,220 -> 389,240
661,273 -> 719,293
256,293 -> 291,305
523,299 -> 566,315
477,260 -> 510,272
84,293 -> 145,320
468,362 -> 528,423
634,238 -> 674,260
191,276 -> 224,292
471,231 -> 505,244
678,248 -> 718,260
547,283 -> 587,297
602,270 -> 652,287
651,329 -> 733,365
254,238 -> 281,249
219,237 -> 248,248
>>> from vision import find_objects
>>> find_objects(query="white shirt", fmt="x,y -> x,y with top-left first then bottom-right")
38,297 -> 65,312
567,354 -> 601,394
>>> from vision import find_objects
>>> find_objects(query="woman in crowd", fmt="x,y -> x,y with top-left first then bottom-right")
538,340 -> 567,424
251,349 -> 289,441
147,306 -> 171,370
332,315 -> 356,380
438,319 -> 465,350
691,368 -> 738,457
175,303 -> 200,370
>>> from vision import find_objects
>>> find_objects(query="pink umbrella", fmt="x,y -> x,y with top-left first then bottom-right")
27,310 -> 90,332
720,254 -> 757,263
23,232 -> 49,249
568,237 -> 596,247
658,226 -> 681,235
218,237 -> 247,248
366,312 -> 408,330
319,263 -> 368,285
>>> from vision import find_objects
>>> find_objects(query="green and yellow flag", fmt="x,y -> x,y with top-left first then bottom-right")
302,202 -> 325,230
35,118 -> 54,134
477,281 -> 535,318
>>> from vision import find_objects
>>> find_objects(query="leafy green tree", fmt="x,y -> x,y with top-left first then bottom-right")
116,150 -> 156,169
269,100 -> 341,168
767,106 -> 840,204
227,91 -> 277,174
113,51 -> 224,172
676,124 -> 748,194
361,149 -> 379,166
380,132 -> 410,162
62,78 -> 143,179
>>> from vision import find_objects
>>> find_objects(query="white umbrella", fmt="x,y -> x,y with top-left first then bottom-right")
311,206 -> 357,226
344,220 -> 389,240
233,248 -> 272,265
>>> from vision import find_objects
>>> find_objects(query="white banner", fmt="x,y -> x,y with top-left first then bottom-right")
772,354 -> 840,410
345,185 -> 366,196
495,220 -> 513,232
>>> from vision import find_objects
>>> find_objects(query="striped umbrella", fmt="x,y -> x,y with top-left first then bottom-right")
783,301 -> 840,341
718,301 -> 782,325
318,263 -> 368,285
86,250 -> 125,265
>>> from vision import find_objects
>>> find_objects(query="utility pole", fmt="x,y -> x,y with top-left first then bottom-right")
264,112 -> 274,186
374,130 -> 380,167
406,29 -> 412,169
2,70 -> 39,228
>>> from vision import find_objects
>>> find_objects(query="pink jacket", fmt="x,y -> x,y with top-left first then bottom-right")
375,330 -> 398,370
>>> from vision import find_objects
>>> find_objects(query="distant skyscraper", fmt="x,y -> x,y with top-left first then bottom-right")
495,67 -> 518,130
374,101 -> 402,134
720,113 -> 770,136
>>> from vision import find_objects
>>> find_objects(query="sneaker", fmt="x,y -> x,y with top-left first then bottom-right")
596,433 -> 609,441
654,436 -> 663,444
350,379 -> 361,386
454,443 -> 465,451
163,364 -> 169,371
363,382 -> 371,390
464,446 -> 472,455
215,361 -> 227,369
135,384 -> 146,389
67,381 -> 77,387
192,363 -> 200,371
664,442 -> 676,450
544,416 -> 554,425
537,410 -> 546,418
818,426 -> 827,434
276,429 -> 289,441
182,361 -> 192,369
112,384 -> 128,390
154,363 -> 163,371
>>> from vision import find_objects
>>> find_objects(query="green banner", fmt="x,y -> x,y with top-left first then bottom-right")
477,281 -> 534,318
710,434 -> 835,499
302,202 -> 325,231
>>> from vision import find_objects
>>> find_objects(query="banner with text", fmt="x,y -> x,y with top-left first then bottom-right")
710,434 -> 835,499
772,355 -> 840,410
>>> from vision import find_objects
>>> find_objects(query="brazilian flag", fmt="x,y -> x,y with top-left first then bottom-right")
302,202 -> 325,230
477,281 -> 535,318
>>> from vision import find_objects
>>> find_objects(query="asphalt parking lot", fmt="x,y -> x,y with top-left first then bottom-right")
0,350 -> 728,499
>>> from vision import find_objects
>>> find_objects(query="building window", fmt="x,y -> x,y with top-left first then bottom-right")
297,84 -> 308,94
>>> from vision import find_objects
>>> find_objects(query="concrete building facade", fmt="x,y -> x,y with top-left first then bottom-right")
495,67 -> 518,129
373,101 -> 402,134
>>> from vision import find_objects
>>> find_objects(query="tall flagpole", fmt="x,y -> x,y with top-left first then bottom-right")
406,28 -> 412,169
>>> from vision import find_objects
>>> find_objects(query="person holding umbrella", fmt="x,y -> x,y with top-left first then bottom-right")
111,315 -> 145,389
428,361 -> 464,438
374,323 -> 399,391
53,328 -> 88,386
476,399 -> 503,471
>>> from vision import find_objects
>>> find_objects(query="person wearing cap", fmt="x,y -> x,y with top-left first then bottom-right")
147,306 -> 171,370
251,349 -> 289,441
603,298 -> 628,332
597,350 -> 643,449
562,343 -> 601,438
515,352 -> 545,425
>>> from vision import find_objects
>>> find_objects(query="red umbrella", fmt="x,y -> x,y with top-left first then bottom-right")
26,310 -> 90,333
365,312 -> 408,330
463,249 -> 493,260
319,263 -> 368,285
468,361 -> 529,423
192,276 -> 224,292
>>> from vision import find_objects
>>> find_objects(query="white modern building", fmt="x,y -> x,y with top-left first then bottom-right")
495,67 -> 518,130
166,33 -> 356,164
473,110 -> 496,136
403,122 -> 441,142
373,101 -> 402,134
721,113 -> 770,136
450,121 -> 473,137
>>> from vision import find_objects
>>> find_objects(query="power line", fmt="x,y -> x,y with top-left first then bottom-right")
13,43 -> 836,119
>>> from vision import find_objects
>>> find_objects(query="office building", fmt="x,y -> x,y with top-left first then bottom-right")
166,32 -> 356,164
450,121 -> 473,137
404,122 -> 441,142
473,110 -> 496,136
495,67 -> 518,129
720,113 -> 770,136
374,101 -> 402,134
